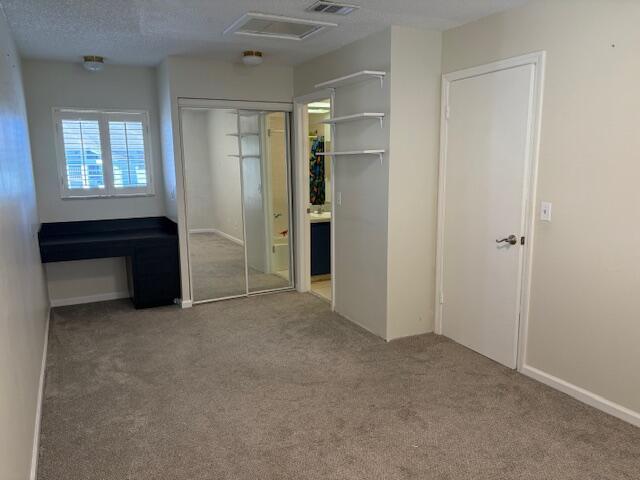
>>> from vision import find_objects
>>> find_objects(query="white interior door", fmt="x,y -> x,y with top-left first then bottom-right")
441,64 -> 535,368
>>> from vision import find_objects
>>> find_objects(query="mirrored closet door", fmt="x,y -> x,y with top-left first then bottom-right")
181,105 -> 293,303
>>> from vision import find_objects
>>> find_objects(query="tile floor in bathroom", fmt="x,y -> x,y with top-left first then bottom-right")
310,278 -> 331,302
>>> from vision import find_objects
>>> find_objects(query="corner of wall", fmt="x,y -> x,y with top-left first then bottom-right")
386,25 -> 442,340
156,60 -> 178,223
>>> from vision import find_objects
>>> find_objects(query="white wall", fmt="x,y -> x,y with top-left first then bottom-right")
158,56 -> 293,303
295,28 -> 442,340
181,108 -> 244,241
182,109 -> 214,231
45,258 -> 129,307
22,60 -> 166,222
0,10 -> 50,480
22,60 -> 166,305
295,29 -> 392,337
386,27 -> 442,339
207,109 -> 244,241
442,0 -> 640,418
157,61 -> 178,222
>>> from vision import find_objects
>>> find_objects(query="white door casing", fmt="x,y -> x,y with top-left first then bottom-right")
292,90 -> 335,309
436,52 -> 546,370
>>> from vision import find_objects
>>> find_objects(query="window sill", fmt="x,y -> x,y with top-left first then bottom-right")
61,192 -> 155,200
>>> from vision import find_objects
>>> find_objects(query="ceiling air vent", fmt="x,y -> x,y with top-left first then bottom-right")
224,12 -> 337,41
306,1 -> 360,15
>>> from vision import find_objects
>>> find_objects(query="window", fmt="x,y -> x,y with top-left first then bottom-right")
54,109 -> 154,198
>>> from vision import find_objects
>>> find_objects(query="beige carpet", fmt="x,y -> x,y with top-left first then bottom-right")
189,232 -> 290,301
38,293 -> 640,479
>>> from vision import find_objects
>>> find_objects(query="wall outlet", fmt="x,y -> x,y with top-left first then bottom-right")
540,201 -> 552,222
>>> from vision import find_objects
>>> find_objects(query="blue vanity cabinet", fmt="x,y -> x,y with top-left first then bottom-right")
310,221 -> 331,276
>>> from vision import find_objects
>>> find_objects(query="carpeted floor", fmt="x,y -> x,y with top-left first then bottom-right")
189,232 -> 290,301
38,292 -> 640,480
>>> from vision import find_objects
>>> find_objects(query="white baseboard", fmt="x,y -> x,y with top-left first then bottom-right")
49,291 -> 129,307
30,307 -> 51,480
179,299 -> 193,309
189,228 -> 244,246
521,364 -> 640,428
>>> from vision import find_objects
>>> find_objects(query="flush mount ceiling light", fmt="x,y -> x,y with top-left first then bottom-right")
224,12 -> 337,41
242,50 -> 263,66
306,1 -> 360,16
82,55 -> 105,72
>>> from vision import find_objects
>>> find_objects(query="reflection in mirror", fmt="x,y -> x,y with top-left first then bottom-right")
181,107 -> 247,301
240,111 -> 292,293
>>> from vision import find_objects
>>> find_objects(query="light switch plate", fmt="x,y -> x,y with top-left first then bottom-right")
540,201 -> 552,222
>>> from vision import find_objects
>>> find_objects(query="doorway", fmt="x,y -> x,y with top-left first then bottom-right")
179,102 -> 295,303
436,53 -> 545,369
308,98 -> 332,302
293,92 -> 334,306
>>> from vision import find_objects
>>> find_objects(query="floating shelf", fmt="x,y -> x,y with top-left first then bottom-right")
316,150 -> 385,163
228,154 -> 261,158
322,112 -> 385,127
315,70 -> 386,90
227,132 -> 260,137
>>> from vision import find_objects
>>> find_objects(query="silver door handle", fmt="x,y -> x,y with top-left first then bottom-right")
496,235 -> 518,245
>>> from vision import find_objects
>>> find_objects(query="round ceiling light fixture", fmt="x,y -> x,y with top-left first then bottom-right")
242,50 -> 263,66
83,55 -> 105,72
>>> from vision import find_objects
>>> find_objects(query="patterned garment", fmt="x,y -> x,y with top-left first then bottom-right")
310,136 -> 325,205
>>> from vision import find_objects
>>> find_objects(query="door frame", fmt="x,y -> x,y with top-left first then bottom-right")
434,52 -> 546,370
292,89 -> 335,309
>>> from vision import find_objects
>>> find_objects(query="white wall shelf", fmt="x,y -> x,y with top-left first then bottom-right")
322,112 -> 385,127
228,154 -> 260,158
315,70 -> 386,90
316,150 -> 385,163
227,132 -> 259,137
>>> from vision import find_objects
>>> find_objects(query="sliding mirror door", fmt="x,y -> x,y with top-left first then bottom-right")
181,105 -> 293,303
182,107 -> 247,301
239,111 -> 293,293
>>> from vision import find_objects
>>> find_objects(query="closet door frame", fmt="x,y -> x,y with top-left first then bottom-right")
177,98 -> 294,305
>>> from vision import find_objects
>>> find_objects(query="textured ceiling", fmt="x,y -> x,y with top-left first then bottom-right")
0,0 -> 529,66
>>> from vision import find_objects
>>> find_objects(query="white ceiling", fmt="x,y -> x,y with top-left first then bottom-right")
0,0 -> 528,66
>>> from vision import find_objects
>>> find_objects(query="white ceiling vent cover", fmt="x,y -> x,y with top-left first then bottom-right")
224,13 -> 337,41
306,1 -> 360,15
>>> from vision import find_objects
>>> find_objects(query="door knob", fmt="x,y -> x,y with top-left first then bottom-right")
496,235 -> 518,246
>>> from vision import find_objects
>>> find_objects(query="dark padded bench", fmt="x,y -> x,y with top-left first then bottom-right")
38,217 -> 180,309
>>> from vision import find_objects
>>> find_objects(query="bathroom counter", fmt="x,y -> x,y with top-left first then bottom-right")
310,212 -> 331,223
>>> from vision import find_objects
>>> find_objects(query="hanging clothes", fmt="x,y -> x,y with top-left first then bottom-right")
309,136 -> 325,205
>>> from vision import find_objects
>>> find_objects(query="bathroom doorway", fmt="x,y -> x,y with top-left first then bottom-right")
308,98 -> 332,302
293,92 -> 334,306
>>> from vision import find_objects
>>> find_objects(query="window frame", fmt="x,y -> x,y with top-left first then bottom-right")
53,108 -> 155,199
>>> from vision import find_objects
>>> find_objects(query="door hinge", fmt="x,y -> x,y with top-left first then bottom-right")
439,292 -> 444,305
445,105 -> 450,120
